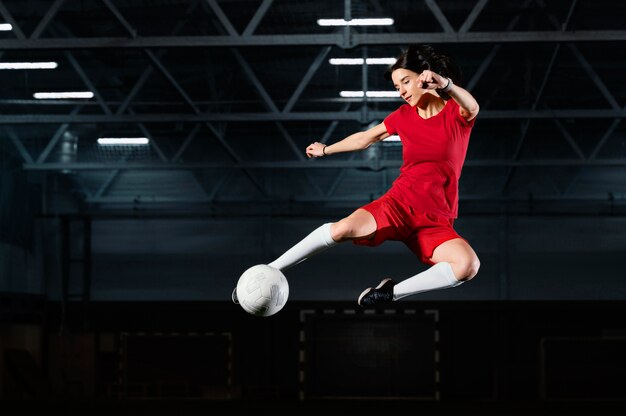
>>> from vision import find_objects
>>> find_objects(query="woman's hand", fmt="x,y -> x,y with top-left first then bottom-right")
306,141 -> 326,158
417,70 -> 448,90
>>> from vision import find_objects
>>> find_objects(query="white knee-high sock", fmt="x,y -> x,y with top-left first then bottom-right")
269,223 -> 338,272
392,262 -> 462,300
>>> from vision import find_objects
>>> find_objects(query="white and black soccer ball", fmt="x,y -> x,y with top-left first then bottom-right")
233,264 -> 289,317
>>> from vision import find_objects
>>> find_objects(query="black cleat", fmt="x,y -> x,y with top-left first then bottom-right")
232,288 -> 239,304
358,278 -> 396,307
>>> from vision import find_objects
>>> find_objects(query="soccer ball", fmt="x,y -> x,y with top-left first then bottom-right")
234,264 -> 289,317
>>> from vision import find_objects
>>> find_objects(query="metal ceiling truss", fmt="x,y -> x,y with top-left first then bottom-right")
0,0 -> 624,210
0,29 -> 623,49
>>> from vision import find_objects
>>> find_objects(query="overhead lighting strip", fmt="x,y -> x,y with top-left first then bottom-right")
97,137 -> 150,146
317,18 -> 394,26
329,58 -> 396,65
0,62 -> 58,70
339,90 -> 399,98
33,91 -> 94,99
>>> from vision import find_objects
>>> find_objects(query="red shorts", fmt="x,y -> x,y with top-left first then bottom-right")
353,195 -> 461,265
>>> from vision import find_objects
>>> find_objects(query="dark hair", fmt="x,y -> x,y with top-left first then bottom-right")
384,44 -> 462,86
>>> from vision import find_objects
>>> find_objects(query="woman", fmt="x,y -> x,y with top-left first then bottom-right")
237,44 -> 480,307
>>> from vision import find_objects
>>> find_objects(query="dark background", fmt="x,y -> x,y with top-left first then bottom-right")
1,0 -> 625,414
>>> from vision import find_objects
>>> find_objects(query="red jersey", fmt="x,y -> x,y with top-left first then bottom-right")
383,99 -> 475,219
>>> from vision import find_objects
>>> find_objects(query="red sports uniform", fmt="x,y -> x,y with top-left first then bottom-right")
353,99 -> 476,264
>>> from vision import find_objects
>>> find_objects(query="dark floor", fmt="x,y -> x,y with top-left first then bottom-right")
3,299 -> 626,414
2,399 -> 626,416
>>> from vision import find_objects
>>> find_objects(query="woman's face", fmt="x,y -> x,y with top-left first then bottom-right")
391,68 -> 424,107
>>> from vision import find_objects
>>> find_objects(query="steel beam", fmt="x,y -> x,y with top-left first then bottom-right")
22,158 -> 626,171
1,109 -> 626,124
0,31 -> 624,50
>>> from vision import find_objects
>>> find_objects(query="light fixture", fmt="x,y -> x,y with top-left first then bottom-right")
339,90 -> 399,98
365,91 -> 400,98
0,23 -> 12,31
366,58 -> 396,65
317,18 -> 394,26
383,135 -> 401,142
339,91 -> 365,98
329,58 -> 396,65
97,137 -> 149,146
0,62 -> 58,69
58,131 -> 78,174
33,91 -> 94,99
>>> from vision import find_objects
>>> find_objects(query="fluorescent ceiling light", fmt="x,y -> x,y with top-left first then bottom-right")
340,91 -> 365,98
366,58 -> 396,65
383,135 -> 401,142
33,91 -> 94,99
330,58 -> 364,65
329,58 -> 396,65
97,137 -> 149,145
340,90 -> 399,98
366,91 -> 400,97
0,62 -> 58,69
317,18 -> 394,26
0,23 -> 12,31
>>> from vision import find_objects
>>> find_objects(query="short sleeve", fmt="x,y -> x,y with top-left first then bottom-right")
383,106 -> 403,135
449,100 -> 476,129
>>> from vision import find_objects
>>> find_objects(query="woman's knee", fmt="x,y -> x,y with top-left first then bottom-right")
330,218 -> 362,242
457,253 -> 480,281
330,220 -> 352,242
330,211 -> 375,242
432,239 -> 480,281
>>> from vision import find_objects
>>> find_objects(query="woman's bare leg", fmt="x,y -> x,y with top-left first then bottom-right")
359,238 -> 480,306
269,208 -> 377,271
